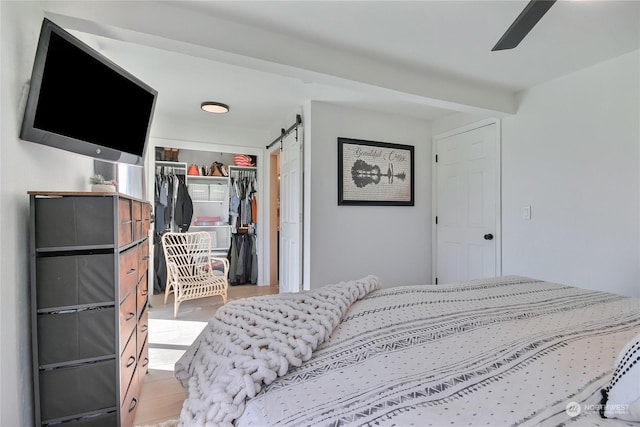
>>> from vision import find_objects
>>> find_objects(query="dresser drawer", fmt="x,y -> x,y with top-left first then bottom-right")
120,367 -> 140,427
132,201 -> 143,221
143,203 -> 151,220
142,203 -> 152,240
119,293 -> 137,355
39,359 -> 116,422
59,411 -> 118,426
119,246 -> 138,300
119,328 -> 137,404
138,337 -> 149,387
35,196 -> 115,248
118,199 -> 133,247
137,273 -> 148,316
133,202 -> 143,241
138,241 -> 149,281
38,307 -> 115,366
136,342 -> 149,412
137,307 -> 148,356
36,253 -> 114,309
134,220 -> 144,242
142,221 -> 150,240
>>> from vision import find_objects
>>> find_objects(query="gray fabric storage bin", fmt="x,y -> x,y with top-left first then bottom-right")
56,411 -> 117,427
39,359 -> 117,422
38,307 -> 115,365
35,197 -> 114,248
36,254 -> 114,309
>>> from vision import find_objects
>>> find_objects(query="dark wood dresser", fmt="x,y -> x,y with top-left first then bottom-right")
29,192 -> 151,426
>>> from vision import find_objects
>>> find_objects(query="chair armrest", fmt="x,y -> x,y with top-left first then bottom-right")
209,255 -> 230,276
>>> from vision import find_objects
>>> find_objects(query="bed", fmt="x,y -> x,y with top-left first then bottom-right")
175,275 -> 640,426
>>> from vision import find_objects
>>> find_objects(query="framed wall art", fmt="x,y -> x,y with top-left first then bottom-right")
338,137 -> 414,206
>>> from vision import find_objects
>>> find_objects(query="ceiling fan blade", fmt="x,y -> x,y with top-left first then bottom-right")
492,0 -> 556,51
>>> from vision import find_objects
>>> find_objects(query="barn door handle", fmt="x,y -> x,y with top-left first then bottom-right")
484,234 -> 494,240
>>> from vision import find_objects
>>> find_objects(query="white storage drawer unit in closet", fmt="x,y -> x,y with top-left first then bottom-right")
187,174 -> 231,257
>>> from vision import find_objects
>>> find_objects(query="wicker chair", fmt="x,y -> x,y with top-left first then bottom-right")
161,231 -> 229,317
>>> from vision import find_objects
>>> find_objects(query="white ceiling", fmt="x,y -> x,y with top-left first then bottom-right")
48,0 -> 640,137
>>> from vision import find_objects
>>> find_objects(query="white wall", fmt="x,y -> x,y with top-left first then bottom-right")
433,51 -> 640,297
431,111 -> 500,137
306,102 -> 432,289
1,3 -> 95,425
150,114 -> 269,149
501,51 -> 640,297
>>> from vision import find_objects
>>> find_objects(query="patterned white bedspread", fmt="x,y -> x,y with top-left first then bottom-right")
175,276 -> 381,426
234,276 -> 640,426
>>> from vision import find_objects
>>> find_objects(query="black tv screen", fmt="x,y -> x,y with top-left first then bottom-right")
20,18 -> 157,165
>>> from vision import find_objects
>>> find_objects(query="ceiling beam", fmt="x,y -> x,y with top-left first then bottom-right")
44,2 -> 516,116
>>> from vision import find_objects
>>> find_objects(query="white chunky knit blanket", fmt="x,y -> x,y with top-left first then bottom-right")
174,275 -> 381,426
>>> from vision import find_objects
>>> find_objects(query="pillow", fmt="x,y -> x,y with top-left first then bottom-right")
602,331 -> 640,421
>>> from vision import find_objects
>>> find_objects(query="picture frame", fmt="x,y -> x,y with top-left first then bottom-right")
338,137 -> 414,206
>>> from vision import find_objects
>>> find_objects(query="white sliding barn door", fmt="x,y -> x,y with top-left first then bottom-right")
279,130 -> 303,293
434,121 -> 500,284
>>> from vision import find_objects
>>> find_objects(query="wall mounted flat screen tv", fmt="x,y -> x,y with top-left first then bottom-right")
20,18 -> 157,165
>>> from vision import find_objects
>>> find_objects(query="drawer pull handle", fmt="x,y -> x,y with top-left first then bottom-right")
142,256 -> 150,261
126,355 -> 136,368
128,397 -> 138,413
126,312 -> 135,321
141,290 -> 148,297
127,268 -> 136,275
142,357 -> 149,368
141,324 -> 148,333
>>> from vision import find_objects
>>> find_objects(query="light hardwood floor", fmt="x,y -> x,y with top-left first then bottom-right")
133,284 -> 279,426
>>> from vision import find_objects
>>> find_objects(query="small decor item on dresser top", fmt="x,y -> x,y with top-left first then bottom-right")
88,174 -> 117,192
187,164 -> 200,176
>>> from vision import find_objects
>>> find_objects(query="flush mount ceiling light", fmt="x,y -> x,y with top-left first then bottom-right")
201,102 -> 230,114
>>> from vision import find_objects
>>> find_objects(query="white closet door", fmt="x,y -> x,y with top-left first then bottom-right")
279,130 -> 303,293
435,122 -> 499,284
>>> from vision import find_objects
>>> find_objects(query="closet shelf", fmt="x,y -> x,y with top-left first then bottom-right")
156,161 -> 186,167
188,175 -> 229,181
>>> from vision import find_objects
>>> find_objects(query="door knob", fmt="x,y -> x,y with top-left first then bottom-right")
484,233 -> 494,241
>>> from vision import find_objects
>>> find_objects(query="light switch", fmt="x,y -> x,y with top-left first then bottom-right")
522,205 -> 531,220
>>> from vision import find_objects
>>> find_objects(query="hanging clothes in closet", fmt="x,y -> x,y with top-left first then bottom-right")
229,169 -> 257,233
154,166 -> 194,294
228,167 -> 258,285
154,166 -> 193,233
228,233 -> 258,285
